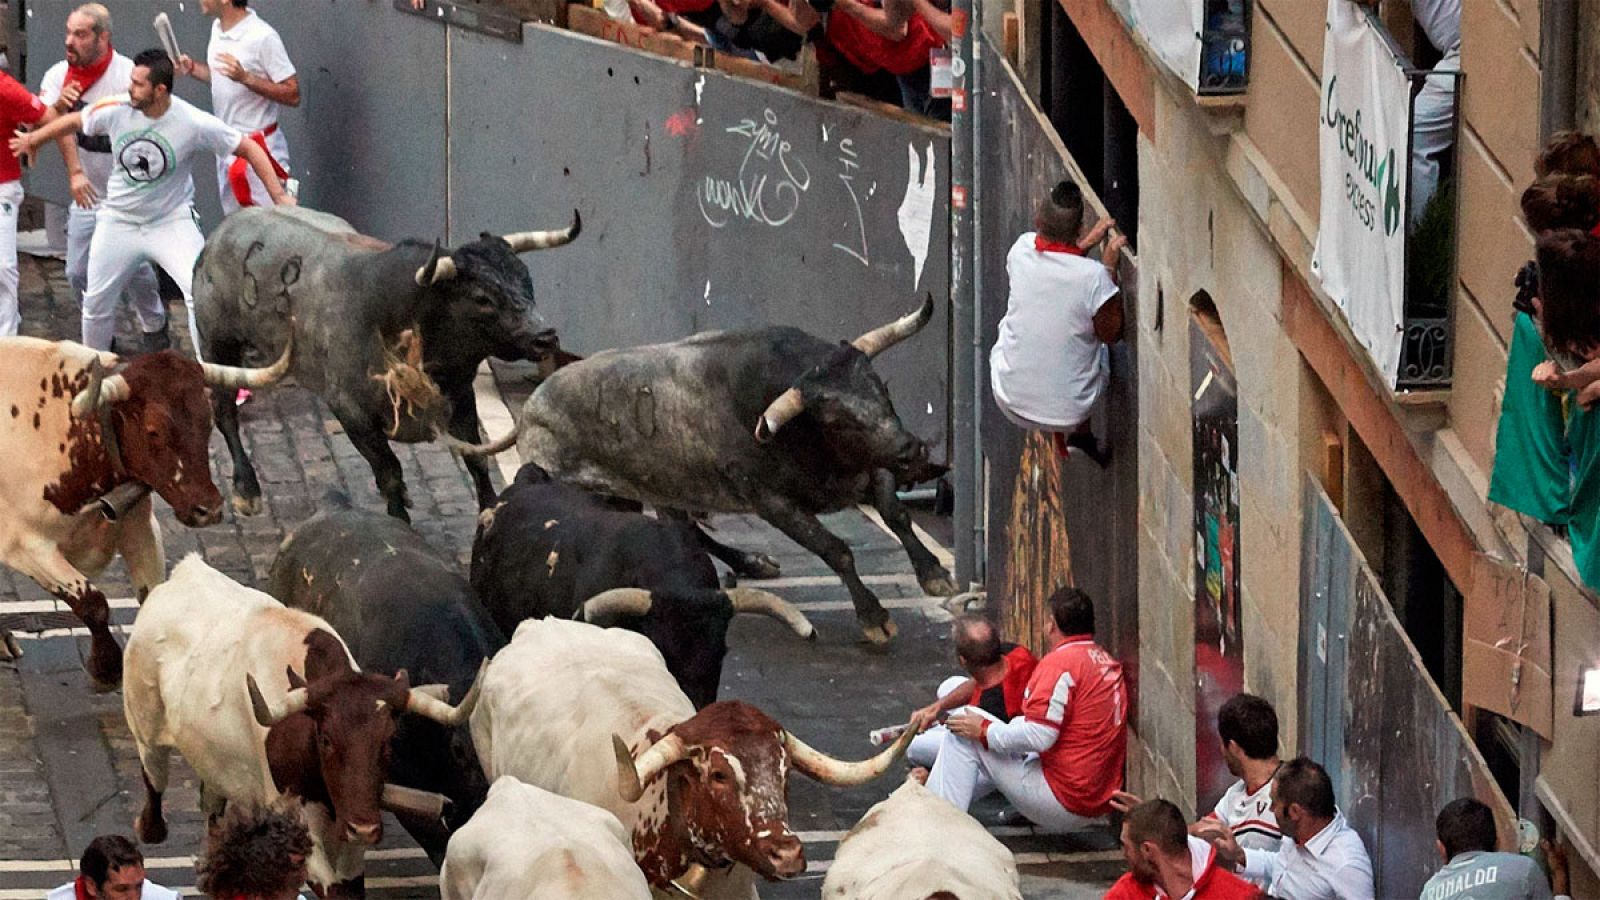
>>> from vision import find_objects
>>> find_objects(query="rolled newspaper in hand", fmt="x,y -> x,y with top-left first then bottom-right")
153,13 -> 182,63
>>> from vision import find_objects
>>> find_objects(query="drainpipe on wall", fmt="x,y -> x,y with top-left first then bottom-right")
950,0 -> 979,588
1539,0 -> 1577,142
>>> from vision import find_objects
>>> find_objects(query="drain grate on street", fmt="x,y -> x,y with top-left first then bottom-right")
0,610 -> 83,633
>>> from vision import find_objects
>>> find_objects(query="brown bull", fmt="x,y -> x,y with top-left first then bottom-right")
0,338 -> 288,688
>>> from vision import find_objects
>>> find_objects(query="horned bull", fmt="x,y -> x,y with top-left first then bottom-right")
0,337 -> 288,688
192,205 -> 579,523
124,556 -> 480,898
455,296 -> 953,644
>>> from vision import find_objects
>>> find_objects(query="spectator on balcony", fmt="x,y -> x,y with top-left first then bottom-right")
1358,0 -> 1459,228
632,0 -> 813,62
1521,174 -> 1600,237
1193,757 -> 1375,900
990,180 -> 1126,464
1532,230 -> 1600,406
1535,131 -> 1600,180
1422,798 -> 1571,900
821,0 -> 948,116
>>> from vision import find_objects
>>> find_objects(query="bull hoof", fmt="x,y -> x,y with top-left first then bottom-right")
859,617 -> 897,645
734,553 -> 782,580
919,570 -> 960,597
232,493 -> 263,517
0,630 -> 20,661
134,812 -> 168,845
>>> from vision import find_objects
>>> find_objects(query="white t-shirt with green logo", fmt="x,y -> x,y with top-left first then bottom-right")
81,94 -> 242,225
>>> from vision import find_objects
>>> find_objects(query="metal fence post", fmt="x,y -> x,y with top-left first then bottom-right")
951,0 -> 979,587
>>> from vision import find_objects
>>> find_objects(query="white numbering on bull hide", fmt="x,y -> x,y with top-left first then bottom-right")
697,108 -> 811,228
897,141 -> 937,290
832,138 -> 869,266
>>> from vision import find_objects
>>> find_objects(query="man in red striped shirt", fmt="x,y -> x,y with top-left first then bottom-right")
925,586 -> 1127,832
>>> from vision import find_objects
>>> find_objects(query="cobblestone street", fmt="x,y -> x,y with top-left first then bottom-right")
0,254 -> 1120,898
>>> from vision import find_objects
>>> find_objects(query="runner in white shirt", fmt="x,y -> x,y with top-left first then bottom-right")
46,835 -> 180,900
13,49 -> 294,354
1112,693 -> 1283,889
989,180 -> 1126,464
177,0 -> 299,214
1195,756 -> 1376,900
38,4 -> 166,353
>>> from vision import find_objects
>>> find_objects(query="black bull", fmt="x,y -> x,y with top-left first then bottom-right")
461,295 -> 956,644
267,492 -> 505,865
193,205 -> 580,522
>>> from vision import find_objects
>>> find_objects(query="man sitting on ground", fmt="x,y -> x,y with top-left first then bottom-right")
905,614 -> 1037,772
1105,799 -> 1262,900
48,835 -> 178,900
989,180 -> 1127,464
1422,797 -> 1570,900
1194,756 -> 1374,900
924,586 -> 1127,833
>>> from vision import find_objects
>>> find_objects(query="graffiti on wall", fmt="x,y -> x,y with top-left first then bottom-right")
698,108 -> 812,228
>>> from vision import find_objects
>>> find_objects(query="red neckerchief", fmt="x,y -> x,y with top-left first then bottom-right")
73,876 -> 91,900
64,47 -> 116,96
1034,235 -> 1086,255
1589,220 -> 1600,238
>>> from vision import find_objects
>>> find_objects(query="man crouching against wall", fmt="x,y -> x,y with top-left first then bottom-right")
989,181 -> 1128,464
923,586 -> 1128,833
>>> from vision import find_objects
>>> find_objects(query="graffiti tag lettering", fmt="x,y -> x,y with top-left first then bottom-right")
832,137 -> 869,266
698,108 -> 812,228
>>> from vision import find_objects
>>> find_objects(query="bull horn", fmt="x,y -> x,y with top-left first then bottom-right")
501,209 -> 583,253
415,241 -> 458,286
380,783 -> 452,821
246,673 -> 310,728
203,331 -> 294,390
724,588 -> 815,640
784,725 -> 915,786
439,426 -> 518,458
580,588 -> 654,625
849,293 -> 935,358
70,360 -> 132,418
613,731 -> 688,803
753,386 -> 804,443
405,660 -> 487,727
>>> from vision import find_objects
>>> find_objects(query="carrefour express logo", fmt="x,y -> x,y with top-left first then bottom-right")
1322,75 -> 1402,238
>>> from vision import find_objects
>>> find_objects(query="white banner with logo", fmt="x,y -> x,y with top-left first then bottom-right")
1125,0 -> 1202,90
1312,0 -> 1410,386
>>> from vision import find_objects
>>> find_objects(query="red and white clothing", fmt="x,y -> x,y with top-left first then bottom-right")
990,231 -> 1119,431
79,96 -> 242,353
823,8 -> 945,77
1205,776 -> 1281,888
40,51 -> 165,337
908,643 -> 1038,768
1103,836 -> 1263,900
47,876 -> 179,900
0,74 -> 48,335
925,634 -> 1127,833
207,9 -> 295,213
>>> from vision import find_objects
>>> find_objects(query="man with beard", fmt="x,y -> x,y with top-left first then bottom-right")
11,49 -> 294,354
38,4 -> 166,353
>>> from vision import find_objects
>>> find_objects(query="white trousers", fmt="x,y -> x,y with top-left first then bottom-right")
0,181 -> 21,336
216,129 -> 290,216
1409,45 -> 1460,227
907,675 -> 973,769
83,211 -> 205,356
66,203 -> 164,335
924,711 -> 1106,834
